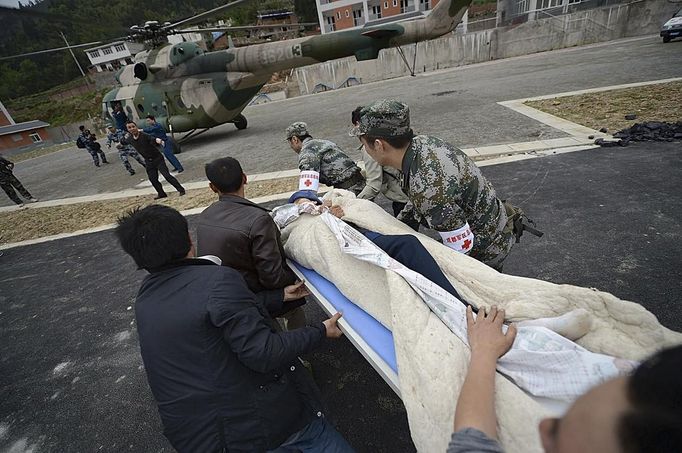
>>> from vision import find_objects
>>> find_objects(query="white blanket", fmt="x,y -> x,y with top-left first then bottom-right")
281,191 -> 682,452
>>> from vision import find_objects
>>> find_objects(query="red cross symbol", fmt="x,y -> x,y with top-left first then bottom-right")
304,179 -> 312,187
462,239 -> 472,250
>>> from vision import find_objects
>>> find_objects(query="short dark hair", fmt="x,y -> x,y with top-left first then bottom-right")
115,205 -> 191,271
146,115 -> 155,121
126,120 -> 137,126
79,125 -> 85,131
618,345 -> 682,453
205,157 -> 244,193
351,106 -> 364,125
364,133 -> 413,149
291,134 -> 312,142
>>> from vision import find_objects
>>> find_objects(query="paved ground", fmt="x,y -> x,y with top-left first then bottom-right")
3,35 -> 681,207
2,142 -> 680,452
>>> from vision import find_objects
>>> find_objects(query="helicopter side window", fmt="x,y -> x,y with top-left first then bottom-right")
137,104 -> 145,113
125,106 -> 133,115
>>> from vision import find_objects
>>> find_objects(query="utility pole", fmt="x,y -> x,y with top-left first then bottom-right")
59,31 -> 90,86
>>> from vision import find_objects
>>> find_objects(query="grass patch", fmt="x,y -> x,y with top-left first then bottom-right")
0,176 -> 298,245
525,81 -> 682,133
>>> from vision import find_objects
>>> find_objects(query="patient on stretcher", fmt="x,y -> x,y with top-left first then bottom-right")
274,190 -> 592,341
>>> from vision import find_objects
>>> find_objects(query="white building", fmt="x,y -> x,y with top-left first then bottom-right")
84,42 -> 144,72
315,0 -> 439,34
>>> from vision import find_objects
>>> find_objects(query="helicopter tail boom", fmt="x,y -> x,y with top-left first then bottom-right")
223,0 -> 471,74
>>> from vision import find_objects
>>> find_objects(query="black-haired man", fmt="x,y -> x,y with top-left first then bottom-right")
116,204 -> 352,453
121,121 -> 185,199
196,157 -> 307,328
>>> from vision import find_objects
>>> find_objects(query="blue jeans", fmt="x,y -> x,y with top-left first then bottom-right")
268,417 -> 354,453
162,139 -> 183,172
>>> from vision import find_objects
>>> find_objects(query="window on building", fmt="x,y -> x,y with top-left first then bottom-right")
353,9 -> 363,25
400,0 -> 410,13
102,47 -> 113,55
336,11 -> 341,19
345,9 -> 350,17
392,0 -> 397,6
372,5 -> 382,17
419,0 -> 431,10
114,44 -> 126,52
29,132 -> 42,143
384,1 -> 388,7
516,0 -> 529,13
568,0 -> 580,3
326,15 -> 336,32
90,50 -> 101,58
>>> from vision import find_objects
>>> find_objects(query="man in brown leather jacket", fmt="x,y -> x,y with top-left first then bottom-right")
196,156 -> 306,328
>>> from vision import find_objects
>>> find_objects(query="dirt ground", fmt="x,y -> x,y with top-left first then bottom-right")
0,177 -> 298,245
526,81 -> 682,133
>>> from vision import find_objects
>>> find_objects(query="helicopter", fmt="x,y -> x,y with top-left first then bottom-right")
3,0 -> 471,141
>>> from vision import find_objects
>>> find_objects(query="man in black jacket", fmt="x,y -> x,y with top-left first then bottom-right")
121,121 -> 185,199
116,205 -> 352,453
196,157 -> 306,328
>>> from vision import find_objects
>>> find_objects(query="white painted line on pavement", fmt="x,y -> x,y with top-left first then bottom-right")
0,188 -> 333,250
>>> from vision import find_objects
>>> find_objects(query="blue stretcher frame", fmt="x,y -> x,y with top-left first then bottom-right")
288,259 -> 570,415
288,260 -> 402,397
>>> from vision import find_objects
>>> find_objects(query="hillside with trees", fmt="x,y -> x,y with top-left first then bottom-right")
0,0 -> 318,100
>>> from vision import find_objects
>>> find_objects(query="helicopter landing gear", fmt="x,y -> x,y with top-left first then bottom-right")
233,114 -> 248,130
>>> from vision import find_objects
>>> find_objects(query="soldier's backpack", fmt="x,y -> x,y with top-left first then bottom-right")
76,136 -> 86,149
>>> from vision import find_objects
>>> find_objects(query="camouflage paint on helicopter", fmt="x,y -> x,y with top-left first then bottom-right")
102,0 -> 471,134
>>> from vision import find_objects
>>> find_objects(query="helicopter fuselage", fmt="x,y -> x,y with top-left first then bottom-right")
101,0 -> 471,134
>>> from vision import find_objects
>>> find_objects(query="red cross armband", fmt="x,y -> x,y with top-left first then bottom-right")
298,170 -> 320,191
437,223 -> 474,254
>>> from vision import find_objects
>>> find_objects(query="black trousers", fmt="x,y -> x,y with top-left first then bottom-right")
363,231 -> 472,309
1,174 -> 32,205
146,157 -> 185,196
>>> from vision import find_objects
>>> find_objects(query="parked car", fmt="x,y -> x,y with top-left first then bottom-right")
661,8 -> 682,43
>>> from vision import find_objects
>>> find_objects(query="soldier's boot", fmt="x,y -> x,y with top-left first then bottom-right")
100,151 -> 109,164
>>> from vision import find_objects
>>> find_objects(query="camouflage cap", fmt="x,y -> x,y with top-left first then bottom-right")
285,121 -> 310,140
349,99 -> 412,138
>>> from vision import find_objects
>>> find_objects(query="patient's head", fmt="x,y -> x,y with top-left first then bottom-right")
205,157 -> 245,195
116,205 -> 193,271
539,345 -> 682,453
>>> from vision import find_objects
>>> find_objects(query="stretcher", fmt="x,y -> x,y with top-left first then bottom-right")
288,259 -> 569,416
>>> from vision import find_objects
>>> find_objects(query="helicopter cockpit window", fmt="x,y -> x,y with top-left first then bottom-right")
134,63 -> 148,80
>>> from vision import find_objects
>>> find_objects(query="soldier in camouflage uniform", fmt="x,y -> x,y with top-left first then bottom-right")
285,122 -> 366,195
350,99 -> 517,270
106,125 -> 146,176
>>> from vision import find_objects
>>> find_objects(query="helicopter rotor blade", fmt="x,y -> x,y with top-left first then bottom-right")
0,42 -> 102,61
169,23 -> 319,34
162,0 -> 252,31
